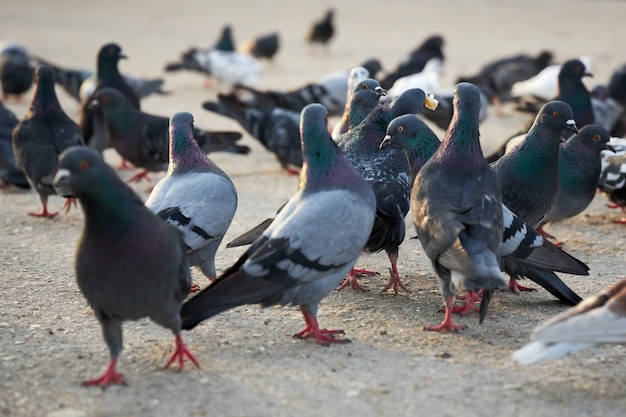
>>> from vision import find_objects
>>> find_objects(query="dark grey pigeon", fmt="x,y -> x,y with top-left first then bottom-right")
0,41 -> 34,101
418,86 -> 490,131
214,25 -> 235,52
240,32 -> 280,61
202,92 -> 302,174
538,125 -> 612,242
11,65 -> 84,217
92,88 -> 248,182
607,62 -> 626,136
146,112 -> 238,282
52,146 -> 198,387
306,9 -> 334,54
79,43 -> 140,156
180,103 -> 376,345
411,82 -> 508,331
379,35 -> 445,90
0,101 -> 28,188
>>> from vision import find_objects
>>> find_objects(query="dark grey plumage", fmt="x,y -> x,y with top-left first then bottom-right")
52,146 -> 198,387
306,9 -> 335,52
11,65 -> 84,217
0,101 -> 28,188
214,25 -> 235,52
180,103 -> 376,345
92,88 -> 248,181
240,32 -> 280,60
0,42 -> 34,100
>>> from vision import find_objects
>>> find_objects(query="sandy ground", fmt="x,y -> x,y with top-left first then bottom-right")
2,0 -> 626,416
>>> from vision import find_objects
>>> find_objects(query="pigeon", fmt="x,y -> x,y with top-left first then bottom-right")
0,101 -> 28,188
202,92 -> 302,173
381,57 -> 443,104
0,41 -> 34,101
598,140 -> 626,223
511,55 -> 593,101
306,9 -> 334,54
79,43 -> 141,156
11,65 -> 84,217
538,125 -> 612,241
238,32 -> 280,61
91,87 -> 248,182
418,85 -> 490,131
317,58 -> 383,102
379,35 -> 445,90
331,75 -> 386,140
456,50 -> 553,105
512,277 -> 626,365
381,109 -> 589,307
180,103 -> 376,345
336,88 -> 439,294
214,25 -> 236,52
491,101 -> 578,228
588,85 -> 624,136
606,62 -> 626,135
52,146 -> 198,387
145,112 -> 238,281
554,59 -> 594,131
165,48 -> 261,88
409,82 -> 508,331
32,55 -> 168,103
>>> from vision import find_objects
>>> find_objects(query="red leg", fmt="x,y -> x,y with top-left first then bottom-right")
82,357 -> 125,387
380,252 -> 410,295
451,290 -> 483,315
508,277 -> 536,293
294,306 -> 350,346
285,167 -> 301,176
117,159 -> 134,170
336,268 -> 370,292
424,296 -> 466,332
63,197 -> 78,214
535,226 -> 555,240
29,197 -> 58,218
127,170 -> 151,183
164,335 -> 200,371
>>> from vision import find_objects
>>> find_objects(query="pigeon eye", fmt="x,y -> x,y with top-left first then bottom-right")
360,83 -> 367,90
397,126 -> 404,133
552,111 -> 559,118
593,134 -> 600,141
79,160 -> 90,170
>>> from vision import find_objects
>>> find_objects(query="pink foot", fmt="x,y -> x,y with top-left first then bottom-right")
380,254 -> 410,295
451,290 -> 483,315
164,335 -> 199,370
425,297 -> 466,332
127,170 -> 151,183
295,306 -> 350,346
117,159 -> 135,170
509,278 -> 536,294
63,197 -> 78,214
82,357 -> 125,388
336,268 -> 373,292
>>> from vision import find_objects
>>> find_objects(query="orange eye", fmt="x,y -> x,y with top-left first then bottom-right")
79,160 -> 89,170
593,134 -> 600,141
360,83 -> 367,90
552,111 -> 559,118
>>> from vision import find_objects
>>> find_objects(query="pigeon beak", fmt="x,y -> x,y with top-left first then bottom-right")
52,168 -> 74,197
379,135 -> 391,149
565,119 -> 578,134
584,71 -> 593,77
375,86 -> 387,97
119,53 -> 128,60
88,99 -> 100,110
606,144 -> 617,153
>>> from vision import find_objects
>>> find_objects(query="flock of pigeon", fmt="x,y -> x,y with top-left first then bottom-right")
2,7 -> 626,388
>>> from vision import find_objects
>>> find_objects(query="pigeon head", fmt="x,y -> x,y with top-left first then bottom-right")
568,124 -> 611,154
536,101 -> 578,134
389,88 -> 428,119
360,58 -> 383,79
559,59 -> 592,81
96,43 -> 126,80
27,64 -> 62,116
215,25 -> 235,52
350,78 -> 386,109
167,112 -> 214,174
98,43 -> 126,62
90,87 -> 133,114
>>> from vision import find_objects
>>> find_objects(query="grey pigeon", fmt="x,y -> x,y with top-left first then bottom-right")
598,140 -> 626,223
11,65 -> 84,217
0,101 -> 28,188
91,87 -> 248,182
330,66 -> 376,139
145,112 -> 238,281
32,55 -> 168,103
306,9 -> 334,54
202,92 -> 302,174
79,43 -> 141,156
381,110 -> 589,307
180,103 -> 376,345
379,35 -> 445,90
512,277 -> 626,365
239,32 -> 280,61
0,41 -> 34,101
410,82 -> 507,331
538,125 -> 612,242
53,146 -> 198,387
214,25 -> 236,52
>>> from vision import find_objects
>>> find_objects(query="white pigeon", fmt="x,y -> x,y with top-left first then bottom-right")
381,57 -> 443,103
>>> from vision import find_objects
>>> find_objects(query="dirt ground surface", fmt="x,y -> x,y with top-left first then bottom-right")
2,1 -> 626,416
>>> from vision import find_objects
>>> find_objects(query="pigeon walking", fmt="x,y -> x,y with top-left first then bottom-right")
92,88 -> 248,182
53,146 -> 198,387
512,277 -> 626,365
180,103 -> 376,345
11,65 -> 84,217
146,112 -> 238,282
239,32 -> 280,61
306,9 -> 334,54
410,82 -> 508,331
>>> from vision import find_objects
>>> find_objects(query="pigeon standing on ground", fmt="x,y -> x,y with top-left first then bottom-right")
0,101 -> 28,188
180,103 -> 376,345
379,35 -> 445,90
91,88 -> 248,182
512,277 -> 626,365
306,9 -> 334,54
410,82 -> 508,331
538,125 -> 612,242
554,59 -> 594,132
11,65 -> 84,217
145,112 -> 238,282
239,32 -> 280,61
0,41 -> 34,101
331,74 -> 385,139
598,142 -> 626,223
53,147 -> 198,387
79,43 -> 140,156
202,92 -> 302,173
